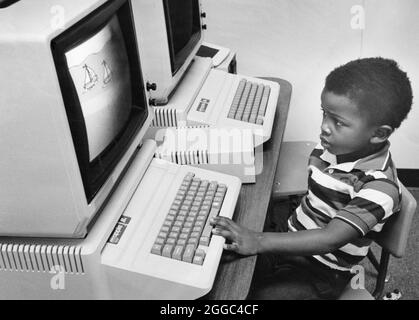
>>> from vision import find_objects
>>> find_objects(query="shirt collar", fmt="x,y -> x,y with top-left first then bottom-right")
318,141 -> 391,172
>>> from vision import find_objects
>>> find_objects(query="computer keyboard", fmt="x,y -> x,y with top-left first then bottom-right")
151,172 -> 227,265
144,63 -> 279,147
187,69 -> 280,146
227,79 -> 271,124
101,158 -> 241,299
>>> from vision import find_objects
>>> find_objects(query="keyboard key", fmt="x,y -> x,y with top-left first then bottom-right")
181,204 -> 191,211
181,227 -> 191,234
172,245 -> 185,261
166,214 -> 175,222
183,199 -> 192,206
162,244 -> 174,258
179,233 -> 189,240
190,231 -> 201,239
194,220 -> 205,228
196,215 -> 207,223
178,209 -> 188,217
171,226 -> 181,233
199,236 -> 210,247
188,211 -> 198,218
168,208 -> 178,216
184,221 -> 193,228
163,220 -> 173,228
183,244 -> 195,263
208,182 -> 217,190
177,239 -> 187,246
188,238 -> 199,248
160,225 -> 170,233
151,244 -> 163,255
195,248 -> 206,258
175,216 -> 186,223
173,199 -> 182,206
158,231 -> 168,239
193,226 -> 203,233
186,216 -> 196,223
155,237 -> 165,245
190,206 -> 200,213
193,255 -> 204,265
185,195 -> 194,201
212,201 -> 222,209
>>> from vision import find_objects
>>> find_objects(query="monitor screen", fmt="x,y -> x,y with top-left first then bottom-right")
52,0 -> 148,203
164,0 -> 201,75
65,16 -> 132,162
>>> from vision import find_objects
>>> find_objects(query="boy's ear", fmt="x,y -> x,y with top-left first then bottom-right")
370,125 -> 394,144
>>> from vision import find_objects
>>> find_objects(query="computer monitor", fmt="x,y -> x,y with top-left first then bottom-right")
131,0 -> 204,105
0,0 -> 153,238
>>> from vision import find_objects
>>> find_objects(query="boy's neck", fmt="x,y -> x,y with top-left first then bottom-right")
336,142 -> 387,164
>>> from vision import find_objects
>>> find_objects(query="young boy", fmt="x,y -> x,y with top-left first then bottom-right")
210,57 -> 413,299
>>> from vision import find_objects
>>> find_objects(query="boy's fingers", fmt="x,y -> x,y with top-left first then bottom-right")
210,216 -> 239,232
212,228 -> 235,241
210,216 -> 231,229
223,242 -> 239,252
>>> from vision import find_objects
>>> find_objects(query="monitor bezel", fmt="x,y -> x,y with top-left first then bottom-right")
51,0 -> 148,203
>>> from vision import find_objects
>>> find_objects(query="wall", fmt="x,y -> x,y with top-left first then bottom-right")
202,0 -> 418,168
362,0 -> 419,168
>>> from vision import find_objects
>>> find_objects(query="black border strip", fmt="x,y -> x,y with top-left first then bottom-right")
0,0 -> 20,8
397,169 -> 419,188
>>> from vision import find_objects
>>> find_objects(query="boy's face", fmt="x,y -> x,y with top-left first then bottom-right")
320,90 -> 377,156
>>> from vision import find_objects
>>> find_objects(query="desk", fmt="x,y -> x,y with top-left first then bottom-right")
203,78 -> 292,300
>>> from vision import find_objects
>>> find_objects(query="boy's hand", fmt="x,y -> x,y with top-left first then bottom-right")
210,216 -> 261,256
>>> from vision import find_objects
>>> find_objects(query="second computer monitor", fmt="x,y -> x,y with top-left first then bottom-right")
131,0 -> 204,105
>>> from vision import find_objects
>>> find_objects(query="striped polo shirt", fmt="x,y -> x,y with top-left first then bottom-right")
288,141 -> 401,271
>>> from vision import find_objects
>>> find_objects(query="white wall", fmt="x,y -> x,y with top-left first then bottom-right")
202,0 -> 418,168
362,0 -> 419,168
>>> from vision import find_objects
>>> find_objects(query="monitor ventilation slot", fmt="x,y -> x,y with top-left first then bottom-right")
151,107 -> 178,127
155,149 -> 209,165
0,243 -> 84,274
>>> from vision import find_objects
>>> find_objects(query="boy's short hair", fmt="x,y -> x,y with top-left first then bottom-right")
325,57 -> 413,129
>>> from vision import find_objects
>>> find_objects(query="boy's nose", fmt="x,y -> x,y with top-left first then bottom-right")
321,121 -> 331,136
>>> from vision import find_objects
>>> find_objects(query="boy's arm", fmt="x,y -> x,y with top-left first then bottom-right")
210,216 -> 359,256
210,177 -> 400,256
